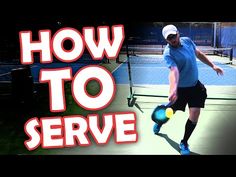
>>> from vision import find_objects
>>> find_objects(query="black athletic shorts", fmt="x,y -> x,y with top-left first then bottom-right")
170,80 -> 207,112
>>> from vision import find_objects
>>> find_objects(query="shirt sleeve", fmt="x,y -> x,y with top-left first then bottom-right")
186,37 -> 196,51
163,50 -> 177,68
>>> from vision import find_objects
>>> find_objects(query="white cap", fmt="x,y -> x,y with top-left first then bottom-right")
162,24 -> 178,39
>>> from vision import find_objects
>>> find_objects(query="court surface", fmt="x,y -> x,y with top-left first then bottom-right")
31,55 -> 236,155
113,55 -> 236,86
1,54 -> 236,155
28,84 -> 236,155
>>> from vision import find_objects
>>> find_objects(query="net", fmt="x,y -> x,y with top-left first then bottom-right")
198,46 -> 233,64
119,45 -> 236,107
118,45 -> 164,64
118,45 -> 233,65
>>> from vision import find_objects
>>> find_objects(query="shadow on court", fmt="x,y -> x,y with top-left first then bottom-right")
157,133 -> 200,155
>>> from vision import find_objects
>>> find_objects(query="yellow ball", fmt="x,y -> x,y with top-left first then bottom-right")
166,108 -> 174,119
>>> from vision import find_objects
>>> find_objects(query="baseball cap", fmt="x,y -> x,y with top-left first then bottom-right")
162,24 -> 178,39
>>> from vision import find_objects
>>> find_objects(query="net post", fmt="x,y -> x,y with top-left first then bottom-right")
127,93 -> 137,107
127,48 -> 134,96
230,47 -> 233,64
125,36 -> 136,106
126,47 -> 133,96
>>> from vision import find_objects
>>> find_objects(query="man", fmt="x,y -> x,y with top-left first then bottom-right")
156,24 -> 224,155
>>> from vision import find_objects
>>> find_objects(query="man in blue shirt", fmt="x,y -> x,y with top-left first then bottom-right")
158,24 -> 224,155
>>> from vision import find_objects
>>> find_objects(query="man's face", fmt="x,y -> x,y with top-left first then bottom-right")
166,33 -> 180,47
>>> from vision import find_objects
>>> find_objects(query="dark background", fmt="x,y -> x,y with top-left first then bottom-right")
0,1 -> 235,170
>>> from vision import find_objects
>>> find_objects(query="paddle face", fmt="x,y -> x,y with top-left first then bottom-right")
151,103 -> 174,125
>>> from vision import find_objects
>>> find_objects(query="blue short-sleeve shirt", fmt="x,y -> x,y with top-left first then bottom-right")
163,37 -> 198,87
